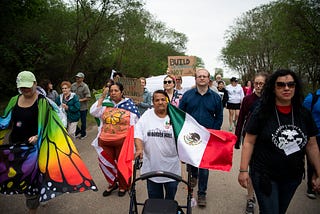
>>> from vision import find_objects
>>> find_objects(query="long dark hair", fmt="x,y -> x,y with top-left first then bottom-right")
259,69 -> 303,118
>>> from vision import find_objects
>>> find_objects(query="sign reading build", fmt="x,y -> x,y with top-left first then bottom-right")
168,56 -> 196,76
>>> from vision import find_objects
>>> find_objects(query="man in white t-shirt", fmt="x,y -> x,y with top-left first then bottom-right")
134,90 -> 181,200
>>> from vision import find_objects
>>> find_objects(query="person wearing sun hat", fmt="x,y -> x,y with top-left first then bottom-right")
16,70 -> 37,88
71,72 -> 91,139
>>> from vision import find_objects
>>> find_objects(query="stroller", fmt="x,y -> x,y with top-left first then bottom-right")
129,157 -> 193,214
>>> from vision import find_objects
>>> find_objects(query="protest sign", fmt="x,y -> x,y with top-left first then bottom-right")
167,56 -> 196,76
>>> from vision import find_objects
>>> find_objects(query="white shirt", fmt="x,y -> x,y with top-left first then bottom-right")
134,109 -> 181,183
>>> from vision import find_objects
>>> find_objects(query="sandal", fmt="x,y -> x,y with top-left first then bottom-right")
118,189 -> 127,197
102,183 -> 118,197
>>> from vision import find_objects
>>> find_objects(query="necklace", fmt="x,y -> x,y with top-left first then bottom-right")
275,106 -> 294,126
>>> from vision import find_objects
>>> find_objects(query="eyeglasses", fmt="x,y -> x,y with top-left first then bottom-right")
176,79 -> 182,81
196,75 -> 209,79
254,82 -> 265,87
163,80 -> 173,84
275,81 -> 296,89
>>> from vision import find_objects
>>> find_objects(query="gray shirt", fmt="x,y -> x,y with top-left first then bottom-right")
71,82 -> 91,111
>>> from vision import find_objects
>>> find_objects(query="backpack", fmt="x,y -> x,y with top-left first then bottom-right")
311,92 -> 320,112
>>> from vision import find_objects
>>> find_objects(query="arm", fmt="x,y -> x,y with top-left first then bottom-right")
222,90 -> 229,107
306,136 -> 320,192
80,85 -> 91,102
139,91 -> 152,108
89,97 -> 105,118
134,138 -> 144,159
213,96 -> 224,129
238,133 -> 257,188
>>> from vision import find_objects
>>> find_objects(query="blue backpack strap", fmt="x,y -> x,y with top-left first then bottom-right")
311,92 -> 319,112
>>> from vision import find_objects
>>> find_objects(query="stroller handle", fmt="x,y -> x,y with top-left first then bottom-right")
135,171 -> 189,186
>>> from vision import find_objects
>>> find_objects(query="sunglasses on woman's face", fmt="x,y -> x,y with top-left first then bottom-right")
275,81 -> 296,89
163,80 -> 173,84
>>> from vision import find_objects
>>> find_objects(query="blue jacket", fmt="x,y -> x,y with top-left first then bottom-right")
179,87 -> 223,130
303,89 -> 320,136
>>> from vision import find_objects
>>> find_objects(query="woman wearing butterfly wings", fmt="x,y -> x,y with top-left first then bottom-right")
0,71 -> 97,214
90,82 -> 140,197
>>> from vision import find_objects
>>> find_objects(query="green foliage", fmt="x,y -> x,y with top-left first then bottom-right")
222,0 -> 320,90
0,0 -> 188,99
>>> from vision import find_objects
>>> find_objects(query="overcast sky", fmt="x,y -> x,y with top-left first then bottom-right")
144,0 -> 273,77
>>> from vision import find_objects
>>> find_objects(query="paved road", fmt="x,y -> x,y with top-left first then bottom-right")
1,109 -> 320,213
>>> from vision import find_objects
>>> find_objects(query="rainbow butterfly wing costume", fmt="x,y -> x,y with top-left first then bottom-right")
0,95 -> 97,202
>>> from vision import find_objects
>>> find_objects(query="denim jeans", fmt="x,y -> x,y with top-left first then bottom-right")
250,169 -> 302,214
146,179 -> 178,200
76,110 -> 87,137
189,165 -> 209,196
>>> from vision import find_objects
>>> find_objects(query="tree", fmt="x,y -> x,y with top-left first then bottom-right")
221,0 -> 320,89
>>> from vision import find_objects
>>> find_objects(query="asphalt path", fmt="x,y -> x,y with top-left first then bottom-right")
1,109 -> 319,214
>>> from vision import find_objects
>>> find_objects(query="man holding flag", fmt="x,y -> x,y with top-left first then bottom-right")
179,68 -> 224,207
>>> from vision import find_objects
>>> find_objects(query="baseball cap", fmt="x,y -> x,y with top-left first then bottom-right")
75,72 -> 85,78
16,71 -> 36,88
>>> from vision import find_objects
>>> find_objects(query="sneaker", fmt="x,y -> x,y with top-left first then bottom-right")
197,195 -> 206,207
75,133 -> 81,139
79,135 -> 87,140
306,189 -> 316,199
190,177 -> 197,188
245,197 -> 255,214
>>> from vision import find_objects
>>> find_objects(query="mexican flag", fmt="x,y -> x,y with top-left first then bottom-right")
168,104 -> 237,171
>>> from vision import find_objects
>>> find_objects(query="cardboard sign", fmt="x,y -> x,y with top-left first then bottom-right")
116,77 -> 144,103
167,56 -> 196,76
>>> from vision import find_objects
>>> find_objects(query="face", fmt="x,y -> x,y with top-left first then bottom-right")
109,85 -> 123,103
216,75 -> 222,81
61,84 -> 71,95
195,69 -> 210,87
253,76 -> 266,95
153,93 -> 168,113
140,79 -> 146,88
231,80 -> 238,86
274,75 -> 296,105
106,81 -> 113,87
20,83 -> 37,98
218,82 -> 224,90
48,83 -> 53,89
175,77 -> 182,86
163,77 -> 174,90
76,77 -> 83,83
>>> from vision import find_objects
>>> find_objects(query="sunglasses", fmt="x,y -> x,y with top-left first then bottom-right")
163,80 -> 173,84
254,82 -> 265,87
275,81 -> 296,89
